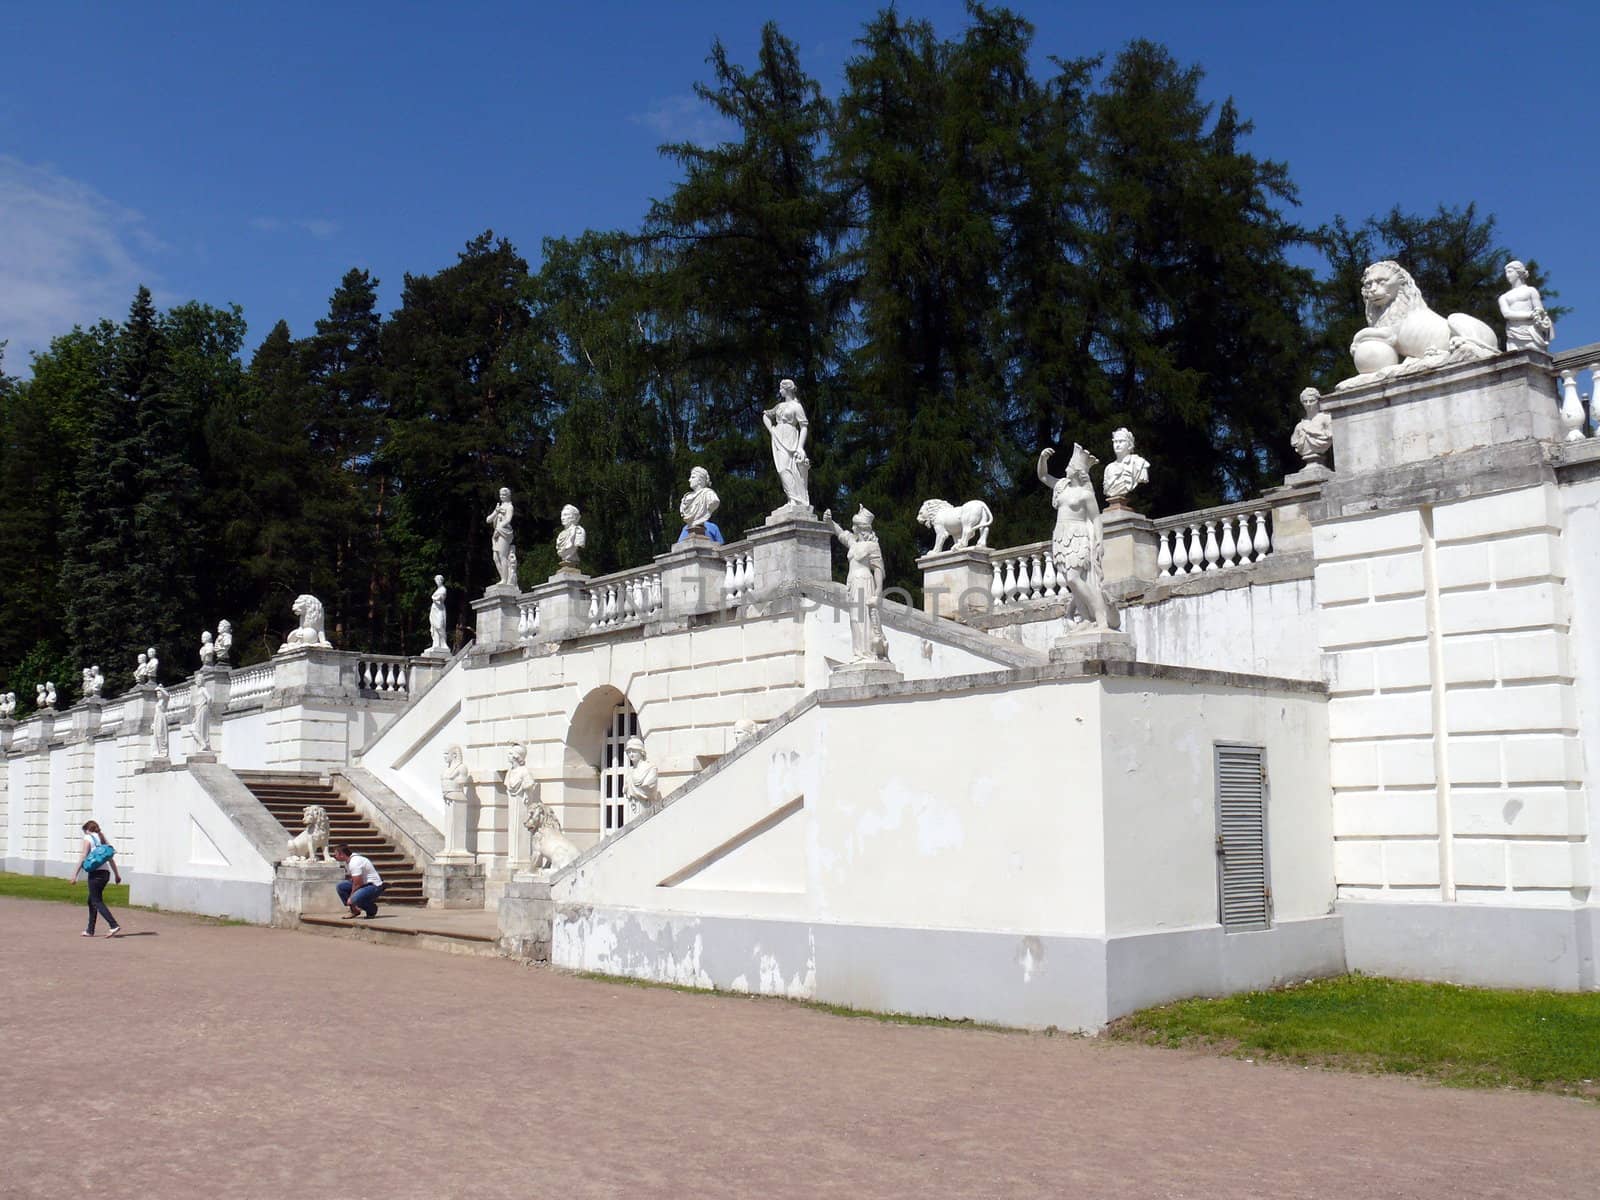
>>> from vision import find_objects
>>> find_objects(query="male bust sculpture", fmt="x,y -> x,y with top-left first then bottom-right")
215,620 -> 233,665
199,630 -> 216,667
556,504 -> 587,570
1290,388 -> 1333,467
1101,428 -> 1150,506
677,468 -> 722,544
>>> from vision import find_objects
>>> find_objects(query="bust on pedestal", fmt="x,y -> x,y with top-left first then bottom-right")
1286,387 -> 1334,486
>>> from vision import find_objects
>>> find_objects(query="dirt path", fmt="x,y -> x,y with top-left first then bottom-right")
2,898 -> 1593,1199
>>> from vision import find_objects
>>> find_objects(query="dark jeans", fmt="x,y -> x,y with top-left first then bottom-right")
85,868 -> 118,933
337,879 -> 385,917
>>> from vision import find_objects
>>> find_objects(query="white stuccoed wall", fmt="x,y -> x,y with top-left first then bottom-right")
549,667 -> 1337,1030
1319,482 -> 1585,907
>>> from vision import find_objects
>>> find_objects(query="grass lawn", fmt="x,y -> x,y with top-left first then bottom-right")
1108,974 -> 1600,1098
0,871 -> 131,909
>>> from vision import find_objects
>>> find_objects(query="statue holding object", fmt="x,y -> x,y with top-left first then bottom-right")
1037,445 -> 1120,631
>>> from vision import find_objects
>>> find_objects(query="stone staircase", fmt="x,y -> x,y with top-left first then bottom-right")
242,771 -> 425,906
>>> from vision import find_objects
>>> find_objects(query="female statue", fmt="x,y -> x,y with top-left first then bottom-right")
428,575 -> 449,654
152,687 -> 170,759
486,487 -> 517,588
823,505 -> 889,662
762,378 -> 811,509
191,683 -> 213,752
623,736 -> 661,819
1499,260 -> 1554,353
1037,445 -> 1120,630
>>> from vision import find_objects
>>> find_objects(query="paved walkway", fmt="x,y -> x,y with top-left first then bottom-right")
3,898 -> 1593,1199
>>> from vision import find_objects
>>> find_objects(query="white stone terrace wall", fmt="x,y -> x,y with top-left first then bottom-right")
1,652 -> 416,878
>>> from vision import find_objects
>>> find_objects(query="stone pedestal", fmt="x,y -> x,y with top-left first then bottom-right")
1321,351 -> 1561,475
272,862 -> 346,927
186,751 -> 218,764
425,859 -> 486,909
1284,462 -> 1333,488
743,515 -> 834,596
70,699 -> 104,740
1101,510 -> 1159,590
1049,628 -> 1136,666
471,584 -> 523,648
420,645 -> 450,661
270,646 -> 358,700
409,657 -> 447,695
497,875 -> 554,960
1262,476 -> 1326,558
765,500 -> 817,526
522,575 -> 590,641
829,659 -> 904,689
917,548 -> 992,621
655,538 -> 728,619
0,718 -> 13,752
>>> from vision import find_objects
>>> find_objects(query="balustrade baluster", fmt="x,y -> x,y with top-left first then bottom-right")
1157,529 -> 1174,578
1201,520 -> 1220,571
1041,552 -> 1058,597
1560,369 -> 1586,441
1219,516 -> 1238,568
587,591 -> 599,626
1001,558 -> 1017,607
531,605 -> 541,636
1180,525 -> 1198,573
1253,511 -> 1272,559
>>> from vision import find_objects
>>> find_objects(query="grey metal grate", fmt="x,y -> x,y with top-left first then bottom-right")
1215,744 -> 1271,932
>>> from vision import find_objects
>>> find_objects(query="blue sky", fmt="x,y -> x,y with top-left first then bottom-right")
3,0 -> 1596,372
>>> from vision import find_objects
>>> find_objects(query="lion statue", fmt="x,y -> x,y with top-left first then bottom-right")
916,499 -> 994,554
524,801 -> 580,872
1338,260 -> 1499,389
284,804 -> 331,864
280,593 -> 332,652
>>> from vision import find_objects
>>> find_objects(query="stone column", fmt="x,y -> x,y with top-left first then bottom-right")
471,584 -> 523,648
917,548 -> 993,621
498,874 -> 554,960
1100,509 -> 1160,592
655,537 -> 727,621
742,514 -> 834,597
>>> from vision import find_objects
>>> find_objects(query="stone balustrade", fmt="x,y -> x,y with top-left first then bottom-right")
1554,358 -> 1600,441
357,656 -> 412,697
517,598 -> 541,641
720,542 -> 756,607
989,541 -> 1060,610
586,568 -> 665,630
226,663 -> 275,708
1155,502 -> 1274,579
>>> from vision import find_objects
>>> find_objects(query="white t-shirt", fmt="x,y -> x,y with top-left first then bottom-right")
345,854 -> 382,888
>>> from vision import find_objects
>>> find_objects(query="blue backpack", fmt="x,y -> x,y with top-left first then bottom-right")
82,841 -> 116,871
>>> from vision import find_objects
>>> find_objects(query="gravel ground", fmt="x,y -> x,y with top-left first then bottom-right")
2,897 -> 1594,1199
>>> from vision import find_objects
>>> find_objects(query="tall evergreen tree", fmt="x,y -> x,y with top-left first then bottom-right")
384,233 -> 545,609
642,22 -> 851,538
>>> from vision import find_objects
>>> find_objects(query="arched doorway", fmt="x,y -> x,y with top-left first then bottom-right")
560,686 -> 642,846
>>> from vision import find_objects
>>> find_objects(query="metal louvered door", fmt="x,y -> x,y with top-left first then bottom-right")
1215,744 -> 1271,932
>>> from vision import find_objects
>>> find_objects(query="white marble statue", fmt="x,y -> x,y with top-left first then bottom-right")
1290,388 -> 1334,467
43,681 -> 57,709
1038,445 -> 1120,630
441,744 -> 472,856
133,651 -> 149,684
80,667 -> 93,698
34,683 -> 47,710
731,718 -> 759,748
284,804 -> 332,864
191,683 -> 213,752
1499,260 -> 1554,354
1338,260 -> 1499,389
916,499 -> 993,554
280,594 -> 331,652
525,800 -> 580,871
199,630 -> 216,667
136,647 -> 160,684
824,506 -> 890,663
0,693 -> 14,719
152,687 -> 170,758
428,574 -> 449,655
624,736 -> 661,818
505,743 -> 536,832
1102,428 -> 1150,505
486,487 -> 517,588
215,620 -> 233,665
84,666 -> 104,700
555,505 -> 586,571
678,467 -> 722,543
763,378 -> 811,510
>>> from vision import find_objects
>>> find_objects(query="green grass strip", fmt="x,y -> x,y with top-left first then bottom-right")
1108,974 -> 1600,1097
0,870 -> 131,908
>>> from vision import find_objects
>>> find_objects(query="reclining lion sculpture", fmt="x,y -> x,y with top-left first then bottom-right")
1338,260 -> 1499,389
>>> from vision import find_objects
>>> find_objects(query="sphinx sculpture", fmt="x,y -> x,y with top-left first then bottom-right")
1338,260 -> 1499,389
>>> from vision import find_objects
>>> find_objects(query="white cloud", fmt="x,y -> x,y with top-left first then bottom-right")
0,155 -> 161,372
630,94 -> 737,148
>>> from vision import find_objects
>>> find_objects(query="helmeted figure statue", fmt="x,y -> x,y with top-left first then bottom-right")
1038,445 -> 1120,631
824,505 -> 890,663
623,736 -> 661,819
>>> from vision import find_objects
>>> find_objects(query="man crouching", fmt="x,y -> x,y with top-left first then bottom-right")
333,842 -> 385,919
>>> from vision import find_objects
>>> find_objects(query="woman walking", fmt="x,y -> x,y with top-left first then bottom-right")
70,820 -> 122,937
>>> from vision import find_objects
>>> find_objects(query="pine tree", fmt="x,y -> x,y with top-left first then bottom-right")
642,22 -> 850,539
383,233 -> 544,607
